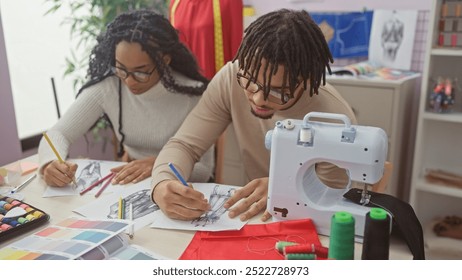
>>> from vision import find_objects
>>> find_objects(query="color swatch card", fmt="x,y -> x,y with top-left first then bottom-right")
150,183 -> 247,231
42,159 -> 124,198
0,217 -> 130,260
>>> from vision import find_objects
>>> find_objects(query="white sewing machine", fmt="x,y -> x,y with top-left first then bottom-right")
265,112 -> 389,241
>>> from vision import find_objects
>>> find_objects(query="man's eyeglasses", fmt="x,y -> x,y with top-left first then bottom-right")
236,72 -> 301,105
111,66 -> 156,83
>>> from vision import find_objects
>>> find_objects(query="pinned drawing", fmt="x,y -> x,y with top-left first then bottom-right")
191,185 -> 235,227
381,11 -> 404,62
368,10 -> 418,71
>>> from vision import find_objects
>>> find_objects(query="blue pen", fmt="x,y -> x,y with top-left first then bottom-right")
168,162 -> 189,187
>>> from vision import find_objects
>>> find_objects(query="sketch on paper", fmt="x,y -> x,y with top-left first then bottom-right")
150,183 -> 247,232
73,179 -> 158,231
107,189 -> 159,219
368,10 -> 418,71
42,159 -> 123,197
191,185 -> 234,227
380,11 -> 404,62
76,161 -> 102,192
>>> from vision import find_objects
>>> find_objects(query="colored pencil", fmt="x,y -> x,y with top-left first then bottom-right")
128,203 -> 134,238
118,197 -> 123,219
94,173 -> 116,198
168,162 -> 189,187
43,132 -> 78,187
79,172 -> 114,195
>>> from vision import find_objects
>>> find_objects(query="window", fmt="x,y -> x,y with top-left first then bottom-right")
0,0 -> 86,140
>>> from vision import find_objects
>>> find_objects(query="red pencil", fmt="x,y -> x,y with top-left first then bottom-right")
94,173 -> 116,198
79,172 -> 114,195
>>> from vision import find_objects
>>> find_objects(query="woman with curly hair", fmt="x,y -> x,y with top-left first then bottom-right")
38,10 -> 213,189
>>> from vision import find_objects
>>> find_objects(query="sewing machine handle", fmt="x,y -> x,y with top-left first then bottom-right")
303,112 -> 352,128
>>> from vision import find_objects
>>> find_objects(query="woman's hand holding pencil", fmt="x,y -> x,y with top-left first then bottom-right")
41,132 -> 78,188
42,159 -> 78,188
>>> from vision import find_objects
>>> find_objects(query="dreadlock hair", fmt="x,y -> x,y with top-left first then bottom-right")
76,9 -> 208,157
233,9 -> 333,100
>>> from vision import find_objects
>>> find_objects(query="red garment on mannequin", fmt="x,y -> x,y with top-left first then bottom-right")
170,0 -> 243,79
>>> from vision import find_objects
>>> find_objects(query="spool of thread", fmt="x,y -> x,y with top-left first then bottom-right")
361,207 -> 390,260
299,128 -> 312,143
275,241 -> 298,253
285,253 -> 316,260
283,244 -> 329,258
328,211 -> 355,260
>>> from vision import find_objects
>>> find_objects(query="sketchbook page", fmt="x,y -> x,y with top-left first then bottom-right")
42,159 -> 124,198
150,183 -> 247,232
73,178 -> 159,231
0,217 -> 129,260
368,10 -> 418,71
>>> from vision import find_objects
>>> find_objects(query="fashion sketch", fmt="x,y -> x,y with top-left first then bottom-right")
368,10 -> 418,70
191,185 -> 235,227
76,161 -> 102,192
381,11 -> 404,62
107,189 -> 159,220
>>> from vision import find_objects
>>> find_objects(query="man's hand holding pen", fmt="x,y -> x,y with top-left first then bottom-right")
153,177 -> 272,222
152,180 -> 210,220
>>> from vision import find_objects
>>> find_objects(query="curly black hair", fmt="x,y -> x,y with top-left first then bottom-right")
77,9 -> 208,157
233,9 -> 333,101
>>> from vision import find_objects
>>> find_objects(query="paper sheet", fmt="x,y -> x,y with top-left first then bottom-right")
73,179 -> 158,231
150,183 -> 247,232
42,159 -> 124,197
368,10 -> 418,70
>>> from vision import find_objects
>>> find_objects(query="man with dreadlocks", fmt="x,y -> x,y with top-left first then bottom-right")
38,10 -> 214,189
151,9 -> 356,222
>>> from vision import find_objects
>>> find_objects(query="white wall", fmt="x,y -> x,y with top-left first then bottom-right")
0,11 -> 21,166
0,0 -> 84,139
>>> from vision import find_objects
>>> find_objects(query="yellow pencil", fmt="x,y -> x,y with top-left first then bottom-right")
118,196 -> 123,219
43,132 -> 77,187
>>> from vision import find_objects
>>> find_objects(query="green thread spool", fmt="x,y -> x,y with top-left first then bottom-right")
328,211 -> 355,260
286,253 -> 316,260
275,241 -> 298,253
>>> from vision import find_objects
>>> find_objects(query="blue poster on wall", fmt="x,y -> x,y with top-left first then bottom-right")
310,11 -> 373,59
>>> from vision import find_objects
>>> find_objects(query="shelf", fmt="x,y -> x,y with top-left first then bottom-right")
415,177 -> 462,198
431,48 -> 462,56
424,221 -> 462,260
422,112 -> 462,123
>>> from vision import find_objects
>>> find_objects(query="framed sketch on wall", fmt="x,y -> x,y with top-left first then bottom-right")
368,10 -> 418,70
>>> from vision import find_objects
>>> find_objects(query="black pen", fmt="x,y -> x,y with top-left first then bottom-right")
10,173 -> 37,194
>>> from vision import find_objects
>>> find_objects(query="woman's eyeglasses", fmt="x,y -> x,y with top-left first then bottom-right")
111,66 -> 156,83
236,72 -> 301,105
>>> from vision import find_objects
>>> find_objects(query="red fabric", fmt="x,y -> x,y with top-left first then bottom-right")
170,0 -> 243,79
179,219 -> 321,260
